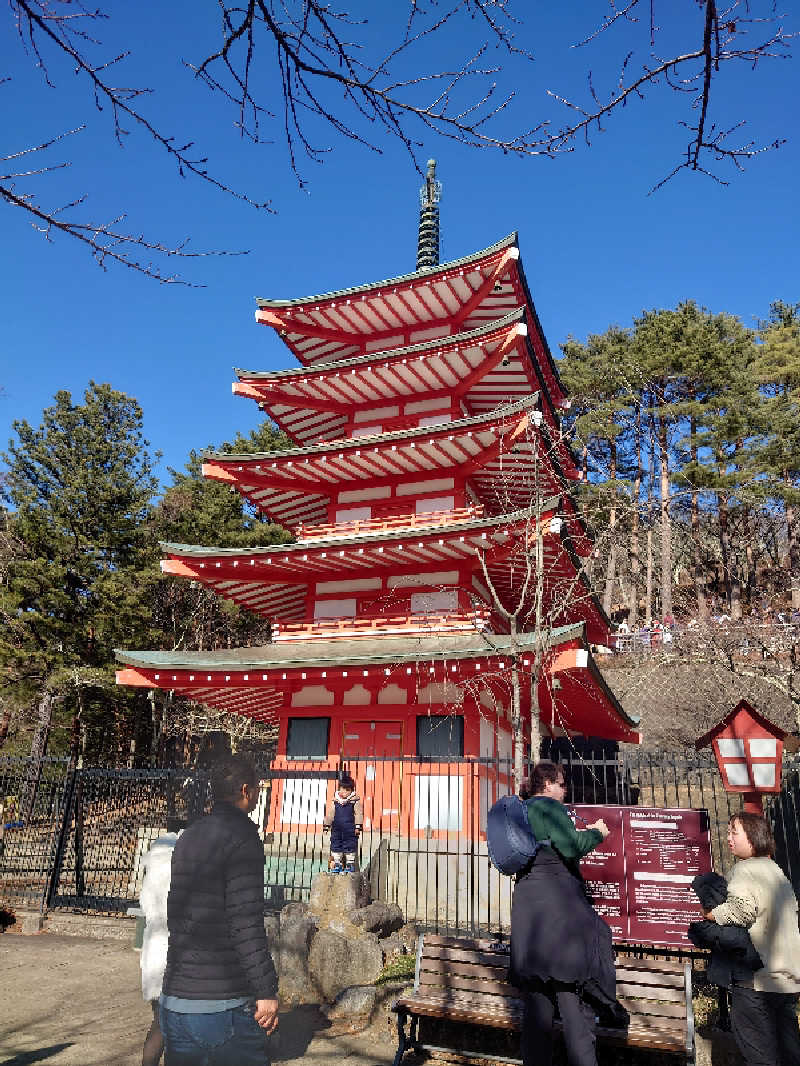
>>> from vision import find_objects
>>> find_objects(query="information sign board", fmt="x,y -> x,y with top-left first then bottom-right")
571,804 -> 712,947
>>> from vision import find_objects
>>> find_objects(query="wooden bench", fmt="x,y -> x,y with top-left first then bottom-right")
392,934 -> 695,1065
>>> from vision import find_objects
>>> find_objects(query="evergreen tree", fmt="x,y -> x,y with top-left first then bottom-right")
150,419 -> 293,655
0,382 -> 160,769
749,301 -> 800,607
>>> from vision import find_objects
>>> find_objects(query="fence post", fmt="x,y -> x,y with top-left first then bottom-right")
74,775 -> 85,899
46,767 -> 77,912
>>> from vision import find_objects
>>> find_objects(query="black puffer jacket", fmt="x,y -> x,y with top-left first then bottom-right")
163,801 -> 278,1001
687,872 -> 763,989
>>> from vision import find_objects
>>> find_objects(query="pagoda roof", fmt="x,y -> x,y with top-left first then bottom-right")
235,310 -> 575,481
159,501 -> 608,644
254,233 -> 566,407
115,624 -> 640,742
202,394 -> 576,530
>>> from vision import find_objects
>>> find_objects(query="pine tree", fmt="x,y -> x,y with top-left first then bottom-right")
0,382 -> 160,776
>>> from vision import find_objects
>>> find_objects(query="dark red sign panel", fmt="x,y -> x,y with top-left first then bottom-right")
571,804 -> 712,947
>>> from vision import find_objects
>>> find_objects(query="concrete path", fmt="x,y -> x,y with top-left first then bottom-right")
0,931 -> 397,1066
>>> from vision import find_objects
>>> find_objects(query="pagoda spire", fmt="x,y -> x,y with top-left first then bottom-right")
416,159 -> 441,270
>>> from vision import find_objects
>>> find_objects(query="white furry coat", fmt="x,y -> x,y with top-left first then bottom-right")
139,832 -> 180,1001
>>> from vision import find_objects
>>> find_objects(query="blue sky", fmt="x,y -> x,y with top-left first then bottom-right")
2,2 -> 798,485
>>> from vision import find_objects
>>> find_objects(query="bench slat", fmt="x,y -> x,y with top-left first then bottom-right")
424,945 -> 513,968
419,975 -> 517,997
615,966 -> 685,989
617,997 -> 687,1020
424,934 -> 510,953
616,980 -> 685,1003
420,959 -> 512,982
396,935 -> 693,1063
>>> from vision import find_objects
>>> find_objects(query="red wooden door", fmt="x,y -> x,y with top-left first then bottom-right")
341,720 -> 403,829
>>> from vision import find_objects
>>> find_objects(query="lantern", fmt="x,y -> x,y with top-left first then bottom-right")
695,699 -> 791,813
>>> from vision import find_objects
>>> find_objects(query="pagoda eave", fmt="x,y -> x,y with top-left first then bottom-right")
255,235 -> 522,367
115,625 -> 638,741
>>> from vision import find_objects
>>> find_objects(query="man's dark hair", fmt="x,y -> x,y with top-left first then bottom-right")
529,761 -> 564,796
210,753 -> 258,804
730,811 -> 775,858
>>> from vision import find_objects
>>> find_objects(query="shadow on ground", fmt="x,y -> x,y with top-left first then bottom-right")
0,1045 -> 73,1065
274,1005 -> 332,1060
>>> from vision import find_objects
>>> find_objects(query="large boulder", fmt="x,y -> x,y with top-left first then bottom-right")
397,921 -> 420,955
263,913 -> 280,954
378,933 -> 406,964
277,906 -> 319,1004
310,871 -> 370,920
308,927 -> 385,1003
322,985 -> 379,1033
350,900 -> 404,938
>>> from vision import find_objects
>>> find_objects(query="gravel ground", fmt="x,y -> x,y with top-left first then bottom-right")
0,931 -> 398,1066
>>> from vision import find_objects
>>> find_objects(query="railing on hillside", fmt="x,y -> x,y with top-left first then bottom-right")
2,749 -> 799,934
611,622 -> 800,657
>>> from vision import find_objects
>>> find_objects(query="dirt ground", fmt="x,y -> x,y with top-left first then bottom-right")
0,931 -> 398,1066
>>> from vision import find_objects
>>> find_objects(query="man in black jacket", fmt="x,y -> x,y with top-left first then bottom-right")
160,754 -> 279,1066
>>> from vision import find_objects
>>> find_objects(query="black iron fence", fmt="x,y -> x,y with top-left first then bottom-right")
0,756 -> 71,914
1,750 -> 799,936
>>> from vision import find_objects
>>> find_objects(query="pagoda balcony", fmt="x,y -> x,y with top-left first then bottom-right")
271,607 -> 491,642
296,505 -> 485,541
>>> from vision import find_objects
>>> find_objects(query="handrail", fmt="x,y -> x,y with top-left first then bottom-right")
272,608 -> 491,642
297,506 -> 485,541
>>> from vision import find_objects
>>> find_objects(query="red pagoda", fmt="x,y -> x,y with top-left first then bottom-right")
116,162 -> 639,844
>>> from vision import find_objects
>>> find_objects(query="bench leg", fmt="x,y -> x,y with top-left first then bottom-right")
394,1008 -> 410,1066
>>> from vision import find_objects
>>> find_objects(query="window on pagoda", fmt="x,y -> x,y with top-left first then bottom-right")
411,589 -> 458,614
286,717 -> 330,758
417,715 -> 464,758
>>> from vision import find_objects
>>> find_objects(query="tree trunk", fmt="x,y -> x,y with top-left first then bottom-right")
689,416 -> 709,620
22,690 -> 55,821
658,416 -> 673,622
787,499 -> 800,611
719,492 -> 734,613
0,708 -> 11,749
602,432 -> 618,618
645,404 -> 655,626
629,408 -> 642,627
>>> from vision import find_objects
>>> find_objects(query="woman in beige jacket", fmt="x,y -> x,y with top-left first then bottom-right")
706,811 -> 800,1066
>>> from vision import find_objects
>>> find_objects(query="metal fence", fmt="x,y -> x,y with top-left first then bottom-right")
2,750 -> 799,936
0,756 -> 71,914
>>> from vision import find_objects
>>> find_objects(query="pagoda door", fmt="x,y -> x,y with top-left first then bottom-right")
342,720 -> 403,831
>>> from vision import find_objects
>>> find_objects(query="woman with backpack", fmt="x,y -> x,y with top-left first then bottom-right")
509,761 -> 620,1066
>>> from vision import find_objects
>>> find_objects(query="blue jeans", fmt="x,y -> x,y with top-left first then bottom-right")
160,1003 -> 270,1066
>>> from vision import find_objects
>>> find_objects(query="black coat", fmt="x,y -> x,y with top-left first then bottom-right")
509,847 -> 628,1026
163,801 -> 278,1001
687,872 -> 763,989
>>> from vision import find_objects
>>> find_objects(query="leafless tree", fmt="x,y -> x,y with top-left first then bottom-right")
4,1 -> 794,281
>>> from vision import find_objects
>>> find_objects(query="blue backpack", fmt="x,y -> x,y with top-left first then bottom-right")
486,795 -> 547,875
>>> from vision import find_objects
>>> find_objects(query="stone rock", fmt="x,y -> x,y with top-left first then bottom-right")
277,910 -> 318,1005
397,921 -> 420,954
280,901 -> 310,922
351,900 -> 404,938
322,985 -> 379,1032
379,934 -> 406,963
308,928 -> 385,1003
263,913 -> 280,954
309,871 -> 370,923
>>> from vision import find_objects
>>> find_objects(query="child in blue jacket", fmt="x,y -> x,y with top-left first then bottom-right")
323,774 -> 363,873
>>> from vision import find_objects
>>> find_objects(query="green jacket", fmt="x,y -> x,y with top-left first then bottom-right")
526,796 -> 602,862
